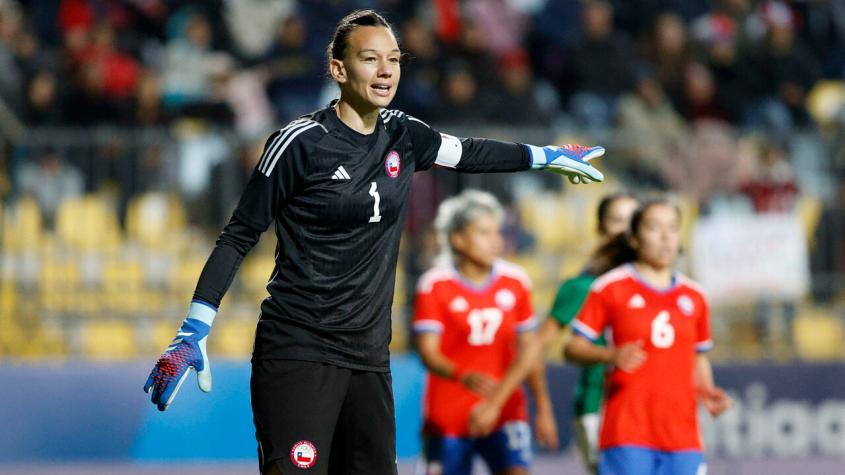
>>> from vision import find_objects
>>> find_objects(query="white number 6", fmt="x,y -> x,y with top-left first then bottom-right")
651,310 -> 675,348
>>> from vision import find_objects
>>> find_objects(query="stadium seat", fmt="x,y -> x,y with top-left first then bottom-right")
210,320 -> 256,358
239,254 -> 275,300
793,307 -> 845,360
2,196 -> 42,251
798,196 -> 823,247
126,192 -> 188,250
80,321 -> 137,359
55,194 -> 122,251
39,259 -> 81,314
101,258 -> 145,314
806,80 -> 845,129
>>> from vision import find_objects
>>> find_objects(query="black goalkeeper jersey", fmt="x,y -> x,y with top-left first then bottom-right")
192,102 -> 531,371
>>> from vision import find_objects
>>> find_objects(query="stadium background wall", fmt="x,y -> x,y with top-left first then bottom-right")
1,356 -> 844,462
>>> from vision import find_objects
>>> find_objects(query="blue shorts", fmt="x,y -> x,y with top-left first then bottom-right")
599,446 -> 706,475
419,421 -> 532,475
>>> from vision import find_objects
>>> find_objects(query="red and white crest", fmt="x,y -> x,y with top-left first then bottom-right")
385,150 -> 401,178
290,440 -> 317,469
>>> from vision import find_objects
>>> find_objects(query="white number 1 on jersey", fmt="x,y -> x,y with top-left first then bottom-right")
368,182 -> 382,223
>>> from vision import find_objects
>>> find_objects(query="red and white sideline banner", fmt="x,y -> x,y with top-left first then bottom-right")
691,213 -> 810,305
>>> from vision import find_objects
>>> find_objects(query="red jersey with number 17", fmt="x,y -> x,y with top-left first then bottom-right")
572,264 -> 713,451
413,261 -> 537,437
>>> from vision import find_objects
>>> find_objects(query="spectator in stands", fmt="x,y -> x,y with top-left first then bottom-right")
0,1 -> 25,116
431,59 -> 489,124
616,63 -> 688,188
812,169 -> 845,302
690,11 -> 744,122
738,139 -> 800,213
490,49 -> 551,126
466,0 -> 528,56
738,137 -> 801,353
664,121 -> 741,207
740,1 -> 819,133
133,71 -> 164,125
16,148 -> 84,228
260,14 -> 322,122
678,61 -> 735,124
25,70 -> 64,125
391,16 -> 441,118
641,12 -> 692,109
223,0 -> 293,60
448,19 -> 499,97
564,0 -> 633,130
161,8 -> 222,110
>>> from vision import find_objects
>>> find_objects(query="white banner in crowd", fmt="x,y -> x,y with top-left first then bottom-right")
691,213 -> 810,305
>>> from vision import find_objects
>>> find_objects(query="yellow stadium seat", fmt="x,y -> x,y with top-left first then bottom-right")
798,196 -> 823,248
39,259 -> 81,313
806,81 -> 845,129
101,259 -> 145,314
3,196 -> 42,251
239,255 -> 275,299
211,320 -> 255,358
126,192 -> 187,250
81,321 -> 137,359
150,319 -> 179,351
794,307 -> 844,360
169,256 -> 207,297
55,194 -> 122,251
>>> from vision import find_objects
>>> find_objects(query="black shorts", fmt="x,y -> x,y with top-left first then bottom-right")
251,359 -> 397,475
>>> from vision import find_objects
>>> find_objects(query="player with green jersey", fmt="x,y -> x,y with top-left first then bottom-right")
534,193 -> 639,474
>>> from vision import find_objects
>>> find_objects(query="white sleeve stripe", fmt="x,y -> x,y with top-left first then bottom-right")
257,119 -> 310,171
262,122 -> 321,176
516,316 -> 539,332
696,340 -> 714,351
434,133 -> 462,168
408,116 -> 430,128
412,320 -> 444,332
571,319 -> 599,340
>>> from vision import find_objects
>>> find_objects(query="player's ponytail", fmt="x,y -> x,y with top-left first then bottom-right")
327,10 -> 396,66
588,198 -> 681,275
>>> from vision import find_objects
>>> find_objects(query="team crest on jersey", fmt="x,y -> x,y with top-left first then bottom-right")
677,295 -> 695,316
495,289 -> 516,310
449,296 -> 469,313
385,150 -> 401,178
627,294 -> 646,309
290,440 -> 317,469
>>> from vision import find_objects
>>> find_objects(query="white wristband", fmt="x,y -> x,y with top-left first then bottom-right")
188,300 -> 217,326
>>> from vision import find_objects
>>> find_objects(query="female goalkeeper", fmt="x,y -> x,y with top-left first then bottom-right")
144,10 -> 604,475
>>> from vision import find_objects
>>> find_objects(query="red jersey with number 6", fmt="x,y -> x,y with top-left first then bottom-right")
572,264 -> 713,451
413,262 -> 537,437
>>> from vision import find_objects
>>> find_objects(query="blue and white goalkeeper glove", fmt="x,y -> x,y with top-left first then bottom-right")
144,300 -> 216,411
526,144 -> 605,184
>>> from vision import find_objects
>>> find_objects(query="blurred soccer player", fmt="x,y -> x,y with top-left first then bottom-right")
532,192 -> 639,474
144,9 -> 604,475
565,200 -> 731,475
413,190 -> 557,475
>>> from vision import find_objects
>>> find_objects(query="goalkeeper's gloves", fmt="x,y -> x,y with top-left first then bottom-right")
144,300 -> 216,411
526,144 -> 605,184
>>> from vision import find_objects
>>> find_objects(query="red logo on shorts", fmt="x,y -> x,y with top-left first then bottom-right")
385,151 -> 401,178
290,440 -> 317,469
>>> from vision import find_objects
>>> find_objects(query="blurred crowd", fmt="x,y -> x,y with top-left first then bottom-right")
1,0 -> 845,359
0,1 -> 842,206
